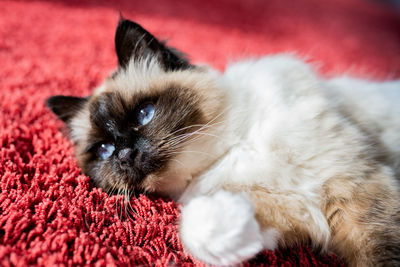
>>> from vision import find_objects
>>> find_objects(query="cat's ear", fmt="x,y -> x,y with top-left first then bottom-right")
115,17 -> 191,71
46,95 -> 87,122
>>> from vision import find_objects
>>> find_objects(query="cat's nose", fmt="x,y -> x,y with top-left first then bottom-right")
118,148 -> 137,167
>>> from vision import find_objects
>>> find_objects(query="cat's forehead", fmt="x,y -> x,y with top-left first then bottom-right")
98,58 -> 166,98
91,59 -> 226,122
94,59 -> 215,96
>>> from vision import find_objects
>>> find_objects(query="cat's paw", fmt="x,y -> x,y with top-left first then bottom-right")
180,191 -> 263,266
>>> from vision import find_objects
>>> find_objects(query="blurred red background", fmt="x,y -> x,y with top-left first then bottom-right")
0,0 -> 399,266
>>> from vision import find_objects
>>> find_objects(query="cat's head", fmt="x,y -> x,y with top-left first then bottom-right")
46,18 -> 226,197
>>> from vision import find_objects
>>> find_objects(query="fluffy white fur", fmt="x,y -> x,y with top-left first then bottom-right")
180,191 -> 264,265
177,55 -> 400,265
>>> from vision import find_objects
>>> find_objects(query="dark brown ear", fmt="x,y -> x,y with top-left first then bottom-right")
115,17 -> 191,71
46,95 -> 87,122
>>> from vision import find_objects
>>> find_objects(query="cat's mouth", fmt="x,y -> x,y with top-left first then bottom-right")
111,154 -> 165,190
113,164 -> 147,185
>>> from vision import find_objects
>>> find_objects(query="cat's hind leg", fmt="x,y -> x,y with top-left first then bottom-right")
322,167 -> 400,267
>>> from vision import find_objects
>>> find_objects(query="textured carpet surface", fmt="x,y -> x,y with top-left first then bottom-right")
1,0 -> 399,266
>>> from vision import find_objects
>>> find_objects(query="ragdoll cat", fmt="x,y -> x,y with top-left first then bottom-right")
46,18 -> 400,266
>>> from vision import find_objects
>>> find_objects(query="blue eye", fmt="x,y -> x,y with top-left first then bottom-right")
97,143 -> 115,160
137,103 -> 155,126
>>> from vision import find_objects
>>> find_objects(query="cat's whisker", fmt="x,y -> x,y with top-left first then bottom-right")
124,186 -> 137,218
123,185 -> 136,223
169,158 -> 186,167
174,149 -> 215,156
161,132 -> 225,155
173,123 -> 224,140
165,150 -> 217,158
120,189 -> 125,221
158,123 -> 218,141
115,188 -> 121,220
124,186 -> 129,215
161,125 -> 223,148
156,120 -> 226,147
114,181 -> 127,221
108,183 -> 118,196
117,188 -> 122,219
155,106 -> 232,147
121,186 -> 128,227
165,131 -> 226,151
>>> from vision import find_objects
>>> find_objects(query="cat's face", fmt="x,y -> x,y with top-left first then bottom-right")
47,18 -> 225,197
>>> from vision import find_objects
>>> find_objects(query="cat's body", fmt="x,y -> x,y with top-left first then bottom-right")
47,18 -> 400,266
179,56 -> 400,266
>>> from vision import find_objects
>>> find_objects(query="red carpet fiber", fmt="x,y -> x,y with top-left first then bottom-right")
1,0 -> 400,266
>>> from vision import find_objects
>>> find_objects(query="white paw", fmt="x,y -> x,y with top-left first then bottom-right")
180,191 -> 264,266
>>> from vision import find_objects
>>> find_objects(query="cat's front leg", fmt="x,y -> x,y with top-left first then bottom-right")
180,190 -> 275,266
180,184 -> 332,265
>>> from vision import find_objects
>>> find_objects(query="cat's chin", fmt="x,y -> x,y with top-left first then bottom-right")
140,171 -> 193,199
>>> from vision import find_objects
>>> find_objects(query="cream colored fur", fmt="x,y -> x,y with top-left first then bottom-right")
174,55 -> 400,265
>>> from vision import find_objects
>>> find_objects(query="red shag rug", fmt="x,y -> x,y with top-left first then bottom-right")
1,0 -> 399,266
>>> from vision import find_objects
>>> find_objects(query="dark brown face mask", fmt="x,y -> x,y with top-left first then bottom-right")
46,17 -> 205,194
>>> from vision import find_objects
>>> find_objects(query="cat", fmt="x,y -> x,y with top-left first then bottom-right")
46,17 -> 400,266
